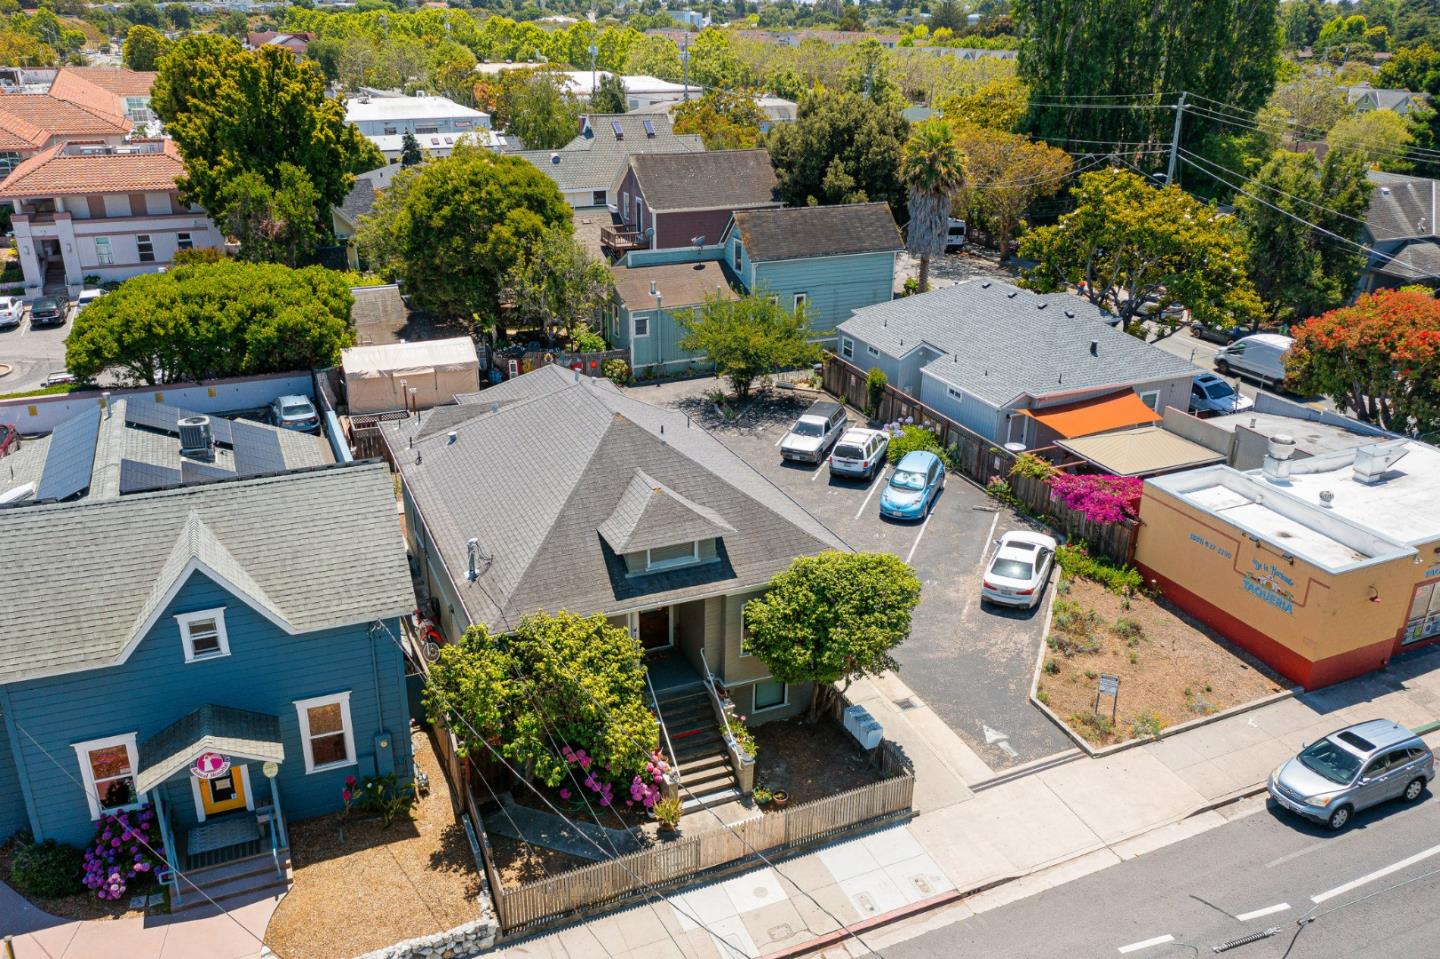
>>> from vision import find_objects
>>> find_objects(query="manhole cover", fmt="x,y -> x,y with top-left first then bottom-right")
895,697 -> 919,711
753,885 -> 772,900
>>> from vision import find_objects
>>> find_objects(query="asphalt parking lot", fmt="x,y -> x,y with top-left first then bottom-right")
0,301 -> 73,394
639,378 -> 1072,772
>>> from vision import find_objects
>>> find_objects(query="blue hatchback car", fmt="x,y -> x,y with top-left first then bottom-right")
879,450 -> 945,520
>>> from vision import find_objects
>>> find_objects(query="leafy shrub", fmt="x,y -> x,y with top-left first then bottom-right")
1055,543 -> 1144,595
726,714 -> 757,758
986,477 -> 1022,510
654,796 -> 682,829
866,366 -> 887,414
1130,712 -> 1165,740
1010,452 -> 1058,481
1043,658 -> 1060,675
1069,712 -> 1114,739
885,422 -> 950,466
1036,688 -> 1050,705
1112,617 -> 1144,644
10,836 -> 84,898
1046,473 -> 1142,524
346,774 -> 417,828
82,805 -> 163,900
1049,598 -> 1102,656
603,358 -> 631,387
570,325 -> 608,353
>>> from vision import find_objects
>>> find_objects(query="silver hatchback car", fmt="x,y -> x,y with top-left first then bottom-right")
1268,719 -> 1434,830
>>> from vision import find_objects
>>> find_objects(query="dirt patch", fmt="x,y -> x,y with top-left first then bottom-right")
753,716 -> 885,806
0,839 -> 150,922
265,728 -> 482,959
488,835 -> 592,886
1036,577 -> 1285,747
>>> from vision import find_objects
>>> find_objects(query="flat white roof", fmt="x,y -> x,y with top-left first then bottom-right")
345,95 -> 488,123
366,130 -> 500,152
1277,441 -> 1440,547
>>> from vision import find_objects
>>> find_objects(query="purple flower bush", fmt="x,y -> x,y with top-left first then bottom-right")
1046,473 -> 1142,525
82,804 -> 163,901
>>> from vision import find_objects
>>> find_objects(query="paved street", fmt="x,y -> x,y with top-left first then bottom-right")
629,378 -> 1072,771
884,792 -> 1440,959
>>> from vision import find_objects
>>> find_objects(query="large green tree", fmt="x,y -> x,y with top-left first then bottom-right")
502,228 -> 615,345
673,89 -> 768,150
589,71 -> 627,114
953,124 -> 1072,262
743,551 -> 922,720
153,39 -> 382,259
505,70 -> 583,149
424,612 -> 659,788
357,145 -> 571,326
1015,0 -> 1281,151
766,89 -> 910,214
121,24 -> 167,71
900,119 -> 965,292
1019,168 -> 1264,337
224,164 -> 324,268
1287,288 -> 1440,434
1235,149 -> 1370,326
678,292 -> 821,399
65,261 -> 354,385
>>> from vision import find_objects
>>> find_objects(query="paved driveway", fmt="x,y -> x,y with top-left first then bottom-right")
0,302 -> 72,394
628,378 -> 1071,771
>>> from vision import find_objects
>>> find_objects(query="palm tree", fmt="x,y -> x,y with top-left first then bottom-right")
899,119 -> 965,293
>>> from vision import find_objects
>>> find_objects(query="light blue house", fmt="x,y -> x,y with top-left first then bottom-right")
0,463 -> 417,904
722,202 -> 902,341
606,249 -> 736,376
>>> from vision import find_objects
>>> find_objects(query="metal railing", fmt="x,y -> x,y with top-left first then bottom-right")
600,225 -> 647,251
646,671 -> 681,800
698,649 -> 754,791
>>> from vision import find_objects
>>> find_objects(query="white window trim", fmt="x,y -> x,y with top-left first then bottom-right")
751,679 -> 789,713
632,313 -> 650,338
294,691 -> 357,775
793,292 -> 808,311
176,607 -> 231,663
841,337 -> 853,359
72,732 -> 144,821
866,345 -> 880,357
646,541 -> 699,571
1139,389 -> 1161,412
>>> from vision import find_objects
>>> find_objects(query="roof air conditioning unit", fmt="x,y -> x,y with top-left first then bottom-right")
178,415 -> 214,461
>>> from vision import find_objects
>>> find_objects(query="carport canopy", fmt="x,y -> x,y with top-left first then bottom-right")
1019,390 -> 1162,439
135,703 -> 285,794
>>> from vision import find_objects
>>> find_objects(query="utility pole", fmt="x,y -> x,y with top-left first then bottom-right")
681,38 -> 690,100
589,42 -> 598,97
1166,91 -> 1188,187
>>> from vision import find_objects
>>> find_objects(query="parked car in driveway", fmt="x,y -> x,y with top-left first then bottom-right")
1268,719 -> 1434,831
1189,372 -> 1254,416
828,428 -> 889,480
0,296 -> 21,328
72,288 -> 105,316
0,423 -> 18,458
879,449 -> 945,520
981,531 -> 1058,608
28,296 -> 64,327
780,399 -> 848,464
269,394 -> 320,432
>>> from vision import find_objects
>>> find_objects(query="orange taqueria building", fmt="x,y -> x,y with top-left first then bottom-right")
1135,436 -> 1440,689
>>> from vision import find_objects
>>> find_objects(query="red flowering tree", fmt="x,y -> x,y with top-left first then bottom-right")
1047,473 -> 1142,524
1287,288 -> 1440,435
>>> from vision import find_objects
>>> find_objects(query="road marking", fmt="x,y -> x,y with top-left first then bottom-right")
854,472 -> 883,519
1266,841 -> 1331,869
980,512 -> 1000,563
773,432 -> 785,447
1235,903 -> 1290,922
982,724 -> 1019,759
904,508 -> 934,565
1117,934 -> 1174,954
811,463 -> 825,481
1310,842 -> 1440,904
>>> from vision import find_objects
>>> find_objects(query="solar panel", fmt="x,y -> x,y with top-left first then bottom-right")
180,459 -> 233,485
230,421 -> 286,478
118,458 -> 182,494
642,118 -> 656,138
123,399 -> 233,444
35,407 -> 101,502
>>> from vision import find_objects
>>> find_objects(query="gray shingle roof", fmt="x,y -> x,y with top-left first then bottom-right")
838,281 -> 1202,407
731,202 -> 902,262
627,149 -> 780,212
513,113 -> 704,194
598,469 -> 736,553
1366,171 -> 1438,242
336,177 -> 376,225
388,365 -> 848,630
0,463 -> 414,684
611,259 -> 735,310
135,704 -> 284,794
1375,239 -> 1440,279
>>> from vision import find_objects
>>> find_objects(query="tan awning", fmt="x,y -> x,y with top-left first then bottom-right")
1056,426 -> 1225,477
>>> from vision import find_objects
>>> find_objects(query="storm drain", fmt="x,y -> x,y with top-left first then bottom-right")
1212,927 -> 1281,953
894,697 -> 920,711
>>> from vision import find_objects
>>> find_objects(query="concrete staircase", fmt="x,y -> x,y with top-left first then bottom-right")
170,852 -> 292,915
654,685 -> 740,811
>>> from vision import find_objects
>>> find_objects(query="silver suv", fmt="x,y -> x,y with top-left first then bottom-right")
1268,719 -> 1434,830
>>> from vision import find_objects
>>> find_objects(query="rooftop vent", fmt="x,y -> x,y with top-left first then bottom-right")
1261,433 -> 1297,483
1036,302 -> 1048,310
1089,339 -> 1098,356
612,119 -> 624,140
550,152 -> 561,165
1319,490 -> 1334,508
1381,186 -> 1392,196
447,430 -> 457,444
650,280 -> 658,296
1064,309 -> 1075,318
1006,290 -> 1018,298
1353,440 -> 1409,485
177,415 -> 214,462
981,280 -> 991,288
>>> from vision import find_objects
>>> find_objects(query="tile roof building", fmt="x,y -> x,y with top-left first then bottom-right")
0,94 -> 131,173
0,140 -> 223,293
46,66 -> 156,126
512,113 -> 704,210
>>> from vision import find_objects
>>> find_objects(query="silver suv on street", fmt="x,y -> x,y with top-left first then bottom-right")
1268,719 -> 1434,830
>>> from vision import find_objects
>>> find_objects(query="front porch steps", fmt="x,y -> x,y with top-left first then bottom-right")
653,686 -> 742,811
170,852 -> 292,915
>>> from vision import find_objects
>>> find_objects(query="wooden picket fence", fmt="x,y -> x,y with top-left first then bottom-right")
493,766 -> 914,934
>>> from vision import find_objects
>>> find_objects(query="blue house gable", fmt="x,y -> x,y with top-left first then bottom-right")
0,464 -> 417,894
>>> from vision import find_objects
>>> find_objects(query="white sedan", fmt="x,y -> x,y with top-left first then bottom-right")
0,296 -> 20,328
981,531 -> 1058,608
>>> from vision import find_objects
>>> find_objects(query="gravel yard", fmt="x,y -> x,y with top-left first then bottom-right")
265,728 -> 482,959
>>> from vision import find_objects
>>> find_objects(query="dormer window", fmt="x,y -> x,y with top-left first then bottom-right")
177,608 -> 230,663
646,540 -> 701,571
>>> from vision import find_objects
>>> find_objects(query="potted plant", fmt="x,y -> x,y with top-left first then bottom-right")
771,790 -> 789,809
654,796 -> 682,834
753,786 -> 772,807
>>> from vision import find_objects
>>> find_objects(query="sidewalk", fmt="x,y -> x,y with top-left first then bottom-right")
493,644 -> 1440,959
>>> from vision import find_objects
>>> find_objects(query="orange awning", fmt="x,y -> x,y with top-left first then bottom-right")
1019,390 -> 1162,439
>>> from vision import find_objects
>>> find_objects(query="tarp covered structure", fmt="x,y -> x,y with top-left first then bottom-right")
341,337 -> 480,414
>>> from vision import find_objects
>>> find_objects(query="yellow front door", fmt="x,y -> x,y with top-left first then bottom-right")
200,766 -> 247,817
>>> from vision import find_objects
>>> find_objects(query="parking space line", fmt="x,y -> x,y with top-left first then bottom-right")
1117,934 -> 1173,954
904,509 -> 934,565
854,473 -> 883,519
1235,903 -> 1289,922
773,432 -> 785,447
811,463 -> 825,481
1310,842 -> 1440,904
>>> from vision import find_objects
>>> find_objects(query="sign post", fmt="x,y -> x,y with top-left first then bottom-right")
1095,674 -> 1121,725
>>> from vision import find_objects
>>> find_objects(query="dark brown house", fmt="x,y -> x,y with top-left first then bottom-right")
613,149 -> 782,251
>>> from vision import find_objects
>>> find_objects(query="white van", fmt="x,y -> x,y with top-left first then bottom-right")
944,218 -> 967,251
1214,333 -> 1293,387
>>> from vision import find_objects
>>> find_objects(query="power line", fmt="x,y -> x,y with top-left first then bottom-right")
1183,101 -> 1440,167
1179,147 -> 1370,228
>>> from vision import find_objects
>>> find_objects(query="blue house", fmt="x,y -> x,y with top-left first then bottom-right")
722,202 -> 902,340
0,463 -> 417,904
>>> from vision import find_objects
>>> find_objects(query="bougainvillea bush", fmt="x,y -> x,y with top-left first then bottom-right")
1047,473 -> 1142,524
82,804 -> 164,900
